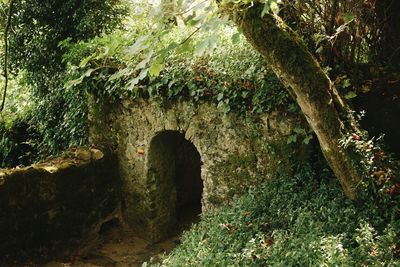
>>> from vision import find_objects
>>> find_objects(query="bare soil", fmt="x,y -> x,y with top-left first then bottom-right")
42,224 -> 181,267
8,220 -> 186,267
6,198 -> 200,267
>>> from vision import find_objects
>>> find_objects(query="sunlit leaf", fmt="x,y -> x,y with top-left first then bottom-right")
109,68 -> 132,81
231,33 -> 241,44
194,39 -> 209,56
127,68 -> 148,92
83,68 -> 95,77
176,39 -> 193,54
342,78 -> 351,88
344,91 -> 357,99
149,62 -> 164,77
135,50 -> 154,71
79,53 -> 96,68
261,1 -> 271,17
287,135 -> 297,144
194,35 -> 219,56
166,42 -> 179,52
124,35 -> 150,56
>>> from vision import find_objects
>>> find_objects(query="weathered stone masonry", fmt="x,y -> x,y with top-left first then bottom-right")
0,148 -> 119,260
0,97 -> 308,260
90,98 -> 306,242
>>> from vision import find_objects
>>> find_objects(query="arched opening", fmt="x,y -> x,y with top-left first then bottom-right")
147,131 -> 203,240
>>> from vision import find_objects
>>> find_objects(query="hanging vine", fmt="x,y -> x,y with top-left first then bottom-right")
1,0 -> 14,111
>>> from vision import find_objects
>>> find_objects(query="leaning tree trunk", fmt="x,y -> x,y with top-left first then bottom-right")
234,5 -> 363,199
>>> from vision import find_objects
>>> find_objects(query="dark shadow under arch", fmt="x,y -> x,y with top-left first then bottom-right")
147,131 -> 203,241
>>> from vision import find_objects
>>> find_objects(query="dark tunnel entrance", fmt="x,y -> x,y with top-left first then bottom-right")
147,131 -> 203,240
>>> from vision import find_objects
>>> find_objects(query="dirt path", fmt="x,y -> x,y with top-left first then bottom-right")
41,223 -> 181,267
8,209 -> 199,266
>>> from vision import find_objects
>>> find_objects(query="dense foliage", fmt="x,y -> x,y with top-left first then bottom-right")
0,0 -> 126,166
0,115 -> 39,168
7,0 -> 126,89
0,73 -> 37,167
63,27 -> 293,115
151,166 -> 400,266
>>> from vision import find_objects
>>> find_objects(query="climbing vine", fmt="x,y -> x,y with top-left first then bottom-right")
63,26 -> 294,116
338,113 -> 400,203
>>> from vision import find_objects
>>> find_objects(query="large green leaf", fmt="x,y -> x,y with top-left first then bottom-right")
149,62 -> 164,77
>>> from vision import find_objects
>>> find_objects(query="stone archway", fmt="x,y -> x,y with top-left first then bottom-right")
90,99 -> 303,242
146,131 -> 203,241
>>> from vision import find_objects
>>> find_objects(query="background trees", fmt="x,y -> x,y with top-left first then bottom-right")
0,0 -> 126,162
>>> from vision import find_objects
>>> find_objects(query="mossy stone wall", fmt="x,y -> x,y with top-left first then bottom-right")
0,95 -> 303,255
0,148 -> 119,262
90,98 -> 308,242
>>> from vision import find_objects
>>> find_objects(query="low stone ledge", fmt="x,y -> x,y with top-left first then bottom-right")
0,147 -> 119,262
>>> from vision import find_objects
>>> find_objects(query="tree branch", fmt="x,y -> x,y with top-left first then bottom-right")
1,0 -> 15,112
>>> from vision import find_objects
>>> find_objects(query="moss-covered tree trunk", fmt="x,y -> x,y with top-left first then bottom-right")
235,5 -> 362,199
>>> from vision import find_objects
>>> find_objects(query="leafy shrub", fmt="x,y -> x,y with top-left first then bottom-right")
0,71 -> 88,166
0,0 -> 127,165
0,74 -> 39,168
27,83 -> 89,158
63,26 -> 295,115
151,166 -> 400,266
0,116 -> 39,168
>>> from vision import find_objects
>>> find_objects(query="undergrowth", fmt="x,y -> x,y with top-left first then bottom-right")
149,166 -> 400,266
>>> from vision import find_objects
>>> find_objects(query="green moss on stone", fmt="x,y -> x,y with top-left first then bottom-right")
209,154 -> 259,202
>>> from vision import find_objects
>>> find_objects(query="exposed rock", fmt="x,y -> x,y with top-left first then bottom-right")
90,148 -> 104,160
74,148 -> 92,161
0,172 -> 5,186
42,166 -> 59,173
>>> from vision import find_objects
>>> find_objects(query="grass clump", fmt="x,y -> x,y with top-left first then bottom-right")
151,166 -> 400,266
